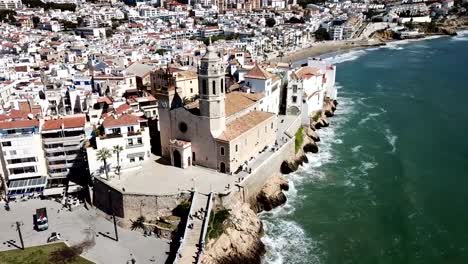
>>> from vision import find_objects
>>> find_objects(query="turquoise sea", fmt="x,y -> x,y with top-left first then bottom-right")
261,32 -> 468,264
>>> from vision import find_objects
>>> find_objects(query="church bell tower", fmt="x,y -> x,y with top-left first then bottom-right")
198,41 -> 226,137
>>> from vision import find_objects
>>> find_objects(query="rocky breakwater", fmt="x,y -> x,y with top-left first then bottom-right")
280,126 -> 321,175
202,175 -> 290,264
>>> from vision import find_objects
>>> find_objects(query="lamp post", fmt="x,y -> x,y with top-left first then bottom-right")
107,190 -> 119,241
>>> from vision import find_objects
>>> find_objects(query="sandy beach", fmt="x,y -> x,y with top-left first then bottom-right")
268,39 -> 385,64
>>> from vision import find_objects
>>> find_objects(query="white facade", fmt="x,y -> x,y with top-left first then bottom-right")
243,65 -> 281,114
0,120 -> 48,198
87,115 -> 151,179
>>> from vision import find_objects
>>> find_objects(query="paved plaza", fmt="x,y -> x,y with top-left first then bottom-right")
106,157 -> 242,195
0,199 -> 169,264
103,115 -> 300,196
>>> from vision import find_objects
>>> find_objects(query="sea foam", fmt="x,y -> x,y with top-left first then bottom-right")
261,96 -> 355,264
384,128 -> 398,153
324,50 -> 367,64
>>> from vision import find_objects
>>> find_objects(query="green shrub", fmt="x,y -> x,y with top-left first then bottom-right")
206,209 -> 230,241
295,127 -> 304,153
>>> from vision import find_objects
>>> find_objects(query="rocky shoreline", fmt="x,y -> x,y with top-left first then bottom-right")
201,100 -> 339,264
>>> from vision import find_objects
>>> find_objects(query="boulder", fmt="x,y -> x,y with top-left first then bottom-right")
321,118 -> 329,127
255,175 -> 289,212
280,155 -> 308,175
202,202 -> 265,264
325,109 -> 334,117
303,142 -> 319,154
280,160 -> 296,174
306,128 -> 320,142
314,121 -> 323,130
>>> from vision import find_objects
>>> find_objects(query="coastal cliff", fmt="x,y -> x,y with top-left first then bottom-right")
203,101 -> 338,263
201,202 -> 265,264
202,175 -> 290,264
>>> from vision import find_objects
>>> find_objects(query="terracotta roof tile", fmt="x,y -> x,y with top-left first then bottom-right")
43,115 -> 86,131
115,103 -> 132,115
217,111 -> 274,141
0,120 -> 39,130
225,92 -> 264,117
294,67 -> 322,80
103,114 -> 139,128
245,64 -> 273,80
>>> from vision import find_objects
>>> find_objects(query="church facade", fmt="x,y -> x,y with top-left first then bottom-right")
156,44 -> 277,174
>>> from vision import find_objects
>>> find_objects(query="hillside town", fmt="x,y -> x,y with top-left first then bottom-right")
0,0 -> 467,263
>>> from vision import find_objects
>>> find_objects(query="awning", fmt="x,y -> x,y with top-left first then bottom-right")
8,176 -> 47,190
7,176 -> 47,197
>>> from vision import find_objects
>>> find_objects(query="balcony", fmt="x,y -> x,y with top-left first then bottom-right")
44,145 -> 82,153
43,135 -> 84,144
126,143 -> 144,149
48,163 -> 74,170
46,154 -> 79,161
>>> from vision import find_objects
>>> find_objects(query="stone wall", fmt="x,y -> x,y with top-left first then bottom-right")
219,137 -> 295,208
93,178 -> 191,227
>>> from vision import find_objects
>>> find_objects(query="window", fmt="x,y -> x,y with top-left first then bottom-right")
265,126 -> 267,133
127,138 -> 133,145
9,166 -> 36,175
221,79 -> 224,93
130,158 -> 135,163
292,85 -> 298,93
128,126 -> 134,132
235,145 -> 238,152
2,141 -> 11,147
139,156 -> 144,161
111,128 -> 121,134
190,88 -> 193,93
137,137 -> 143,145
220,147 -> 225,156
271,123 -> 274,129
292,96 -> 297,103
9,150 -> 16,156
178,122 -> 188,133
202,80 -> 207,95
192,152 -> 196,161
212,80 -> 216,95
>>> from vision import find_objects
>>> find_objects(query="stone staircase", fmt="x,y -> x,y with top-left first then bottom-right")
178,192 -> 209,264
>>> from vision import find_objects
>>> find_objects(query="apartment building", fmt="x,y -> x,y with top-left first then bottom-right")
0,119 -> 47,198
87,114 -> 151,179
41,115 -> 87,195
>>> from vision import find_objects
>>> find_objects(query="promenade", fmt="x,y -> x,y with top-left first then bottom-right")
0,199 -> 169,264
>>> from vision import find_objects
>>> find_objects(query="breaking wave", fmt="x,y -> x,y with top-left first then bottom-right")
384,128 -> 398,153
323,50 -> 367,64
261,97 -> 354,264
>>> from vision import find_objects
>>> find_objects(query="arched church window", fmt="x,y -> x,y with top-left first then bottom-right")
202,80 -> 207,95
179,122 -> 188,133
221,79 -> 224,93
212,80 -> 216,95
220,147 -> 225,156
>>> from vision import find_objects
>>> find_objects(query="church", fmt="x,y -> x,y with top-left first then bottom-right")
155,44 -> 278,174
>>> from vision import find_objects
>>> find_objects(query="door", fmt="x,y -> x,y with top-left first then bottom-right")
173,150 -> 182,168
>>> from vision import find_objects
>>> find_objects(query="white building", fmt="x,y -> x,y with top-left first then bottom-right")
242,64 -> 281,114
287,66 -> 326,124
87,114 -> 151,179
0,119 -> 48,198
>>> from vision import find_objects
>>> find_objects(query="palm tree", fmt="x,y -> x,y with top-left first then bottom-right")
113,145 -> 124,178
96,148 -> 112,180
